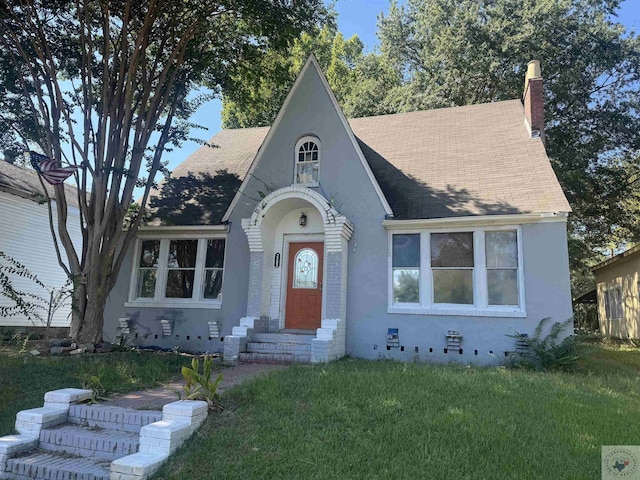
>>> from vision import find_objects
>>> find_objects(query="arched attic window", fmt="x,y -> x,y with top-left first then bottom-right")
295,136 -> 320,185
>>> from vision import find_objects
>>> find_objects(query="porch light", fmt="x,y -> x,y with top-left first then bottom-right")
299,212 -> 307,227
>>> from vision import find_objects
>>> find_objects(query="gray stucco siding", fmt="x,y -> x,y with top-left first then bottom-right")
345,221 -> 573,364
230,64 -> 388,225
102,224 -> 250,353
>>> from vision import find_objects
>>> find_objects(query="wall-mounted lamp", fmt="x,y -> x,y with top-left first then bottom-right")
299,212 -> 307,227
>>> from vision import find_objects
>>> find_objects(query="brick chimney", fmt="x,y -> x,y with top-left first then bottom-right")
523,60 -> 544,142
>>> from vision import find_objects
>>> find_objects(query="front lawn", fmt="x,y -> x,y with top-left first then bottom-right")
0,350 -> 187,436
157,343 -> 640,480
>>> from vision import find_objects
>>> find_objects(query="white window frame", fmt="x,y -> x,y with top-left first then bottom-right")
387,226 -> 526,317
126,233 -> 226,309
604,286 -> 623,320
293,135 -> 320,187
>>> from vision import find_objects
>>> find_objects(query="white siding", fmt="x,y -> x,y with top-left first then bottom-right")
0,191 -> 82,327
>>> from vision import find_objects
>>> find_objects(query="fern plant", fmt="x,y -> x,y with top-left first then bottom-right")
181,355 -> 223,411
507,318 -> 579,371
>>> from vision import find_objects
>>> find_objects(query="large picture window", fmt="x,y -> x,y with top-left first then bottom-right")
131,237 -> 225,306
389,227 -> 524,316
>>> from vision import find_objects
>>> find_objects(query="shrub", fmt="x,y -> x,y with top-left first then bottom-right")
180,355 -> 223,411
506,318 -> 579,371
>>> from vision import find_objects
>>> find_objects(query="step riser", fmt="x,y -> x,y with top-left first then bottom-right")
251,334 -> 314,344
38,441 -> 135,461
39,428 -> 138,461
238,353 -> 311,364
3,453 -> 110,480
246,343 -> 311,354
68,405 -> 162,433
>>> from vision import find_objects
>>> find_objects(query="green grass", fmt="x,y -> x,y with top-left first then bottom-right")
156,343 -> 640,480
0,350 -> 188,436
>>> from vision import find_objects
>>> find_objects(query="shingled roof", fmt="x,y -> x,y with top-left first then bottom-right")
151,99 -> 570,224
0,160 -> 80,209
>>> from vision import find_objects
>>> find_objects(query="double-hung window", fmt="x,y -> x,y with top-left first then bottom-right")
431,232 -> 474,305
389,227 -> 524,316
392,234 -> 420,303
129,236 -> 226,308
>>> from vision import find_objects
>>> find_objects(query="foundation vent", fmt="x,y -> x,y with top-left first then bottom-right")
160,319 -> 173,337
515,333 -> 530,355
208,321 -> 220,339
117,317 -> 131,336
446,331 -> 462,353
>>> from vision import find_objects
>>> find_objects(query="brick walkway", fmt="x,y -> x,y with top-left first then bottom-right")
109,363 -> 287,410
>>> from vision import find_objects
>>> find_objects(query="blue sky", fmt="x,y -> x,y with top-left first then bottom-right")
167,0 -> 640,172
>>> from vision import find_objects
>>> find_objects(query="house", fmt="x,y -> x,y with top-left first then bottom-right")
592,245 -> 640,339
103,56 -> 573,364
0,160 -> 82,330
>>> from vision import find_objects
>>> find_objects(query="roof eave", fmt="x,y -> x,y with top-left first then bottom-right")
382,211 -> 569,230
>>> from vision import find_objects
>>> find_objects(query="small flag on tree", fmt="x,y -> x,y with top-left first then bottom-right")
29,151 -> 78,186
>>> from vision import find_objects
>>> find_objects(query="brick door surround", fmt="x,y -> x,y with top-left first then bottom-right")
232,186 -> 353,363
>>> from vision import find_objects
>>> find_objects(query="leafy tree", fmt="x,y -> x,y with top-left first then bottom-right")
221,23 -> 402,127
377,0 -> 640,278
0,0 -> 325,343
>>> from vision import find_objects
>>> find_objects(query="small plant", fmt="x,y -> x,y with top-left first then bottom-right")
12,331 -> 31,356
180,355 -> 223,411
506,318 -> 579,371
112,334 -> 133,352
79,374 -> 109,403
0,252 -> 71,340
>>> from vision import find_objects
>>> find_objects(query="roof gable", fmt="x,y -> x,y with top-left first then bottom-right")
221,54 -> 392,222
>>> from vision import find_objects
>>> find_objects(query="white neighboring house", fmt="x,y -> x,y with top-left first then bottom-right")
0,160 -> 82,328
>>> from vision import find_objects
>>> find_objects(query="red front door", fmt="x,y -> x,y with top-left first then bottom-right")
285,242 -> 323,330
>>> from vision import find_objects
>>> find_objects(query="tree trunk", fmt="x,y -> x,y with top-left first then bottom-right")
69,276 -> 106,345
78,296 -> 106,344
69,282 -> 86,340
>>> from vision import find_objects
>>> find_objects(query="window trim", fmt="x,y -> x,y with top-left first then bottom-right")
293,135 -> 320,187
603,286 -> 623,320
125,234 -> 226,309
387,225 -> 526,317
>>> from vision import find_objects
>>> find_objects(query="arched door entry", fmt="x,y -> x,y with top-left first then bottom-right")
285,242 -> 324,329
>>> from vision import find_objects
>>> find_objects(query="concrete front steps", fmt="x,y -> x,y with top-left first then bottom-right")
0,389 -> 208,480
239,332 -> 314,364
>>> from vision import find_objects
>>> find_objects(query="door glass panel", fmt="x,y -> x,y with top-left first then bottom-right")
293,248 -> 318,288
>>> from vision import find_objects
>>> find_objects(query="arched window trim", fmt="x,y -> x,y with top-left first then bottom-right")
294,135 -> 320,186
